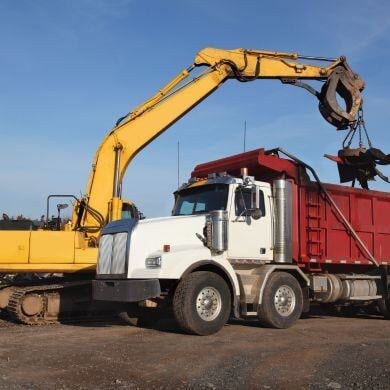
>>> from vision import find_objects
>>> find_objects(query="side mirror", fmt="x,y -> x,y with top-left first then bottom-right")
249,208 -> 262,220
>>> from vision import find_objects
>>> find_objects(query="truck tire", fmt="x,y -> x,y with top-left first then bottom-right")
258,272 -> 303,329
173,271 -> 231,336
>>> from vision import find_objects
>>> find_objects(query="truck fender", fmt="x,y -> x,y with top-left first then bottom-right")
253,265 -> 310,305
180,260 -> 241,319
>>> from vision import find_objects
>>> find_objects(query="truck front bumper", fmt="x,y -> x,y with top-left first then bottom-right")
92,279 -> 161,302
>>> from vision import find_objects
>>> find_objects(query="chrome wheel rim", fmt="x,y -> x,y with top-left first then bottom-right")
274,285 -> 296,317
196,286 -> 222,321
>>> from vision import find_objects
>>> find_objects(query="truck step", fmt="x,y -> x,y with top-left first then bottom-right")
349,295 -> 382,301
245,311 -> 258,316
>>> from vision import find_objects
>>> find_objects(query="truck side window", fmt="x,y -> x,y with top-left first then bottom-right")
235,189 -> 251,216
259,190 -> 266,217
235,189 -> 266,217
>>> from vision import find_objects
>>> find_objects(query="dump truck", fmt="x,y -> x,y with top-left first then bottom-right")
93,147 -> 390,335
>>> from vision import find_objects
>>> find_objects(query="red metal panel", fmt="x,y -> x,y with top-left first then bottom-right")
191,148 -> 300,183
297,182 -> 390,268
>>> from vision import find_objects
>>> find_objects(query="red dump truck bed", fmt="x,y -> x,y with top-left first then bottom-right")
192,148 -> 390,268
295,182 -> 390,267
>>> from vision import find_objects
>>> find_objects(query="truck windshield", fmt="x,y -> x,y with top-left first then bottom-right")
172,184 -> 229,216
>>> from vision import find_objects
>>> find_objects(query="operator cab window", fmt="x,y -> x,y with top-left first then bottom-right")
235,188 -> 266,217
121,204 -> 138,220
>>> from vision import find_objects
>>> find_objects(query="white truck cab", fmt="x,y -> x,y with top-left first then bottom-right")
93,172 -> 309,335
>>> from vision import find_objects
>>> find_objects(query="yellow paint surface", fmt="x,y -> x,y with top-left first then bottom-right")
0,231 -> 30,263
29,231 -> 75,263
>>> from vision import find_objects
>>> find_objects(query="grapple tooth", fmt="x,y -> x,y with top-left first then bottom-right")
318,65 -> 365,130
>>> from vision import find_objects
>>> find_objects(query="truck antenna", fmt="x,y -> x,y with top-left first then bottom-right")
243,120 -> 247,152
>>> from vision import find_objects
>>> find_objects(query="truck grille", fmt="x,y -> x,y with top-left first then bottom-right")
97,232 -> 128,275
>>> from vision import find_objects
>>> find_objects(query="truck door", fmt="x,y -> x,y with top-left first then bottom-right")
227,185 -> 272,260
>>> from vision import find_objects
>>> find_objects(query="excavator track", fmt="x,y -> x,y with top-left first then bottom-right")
5,281 -> 119,325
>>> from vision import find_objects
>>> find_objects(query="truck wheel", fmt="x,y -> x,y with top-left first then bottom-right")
258,272 -> 303,329
173,271 -> 231,336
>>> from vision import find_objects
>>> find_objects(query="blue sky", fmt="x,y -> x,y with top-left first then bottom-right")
0,0 -> 389,218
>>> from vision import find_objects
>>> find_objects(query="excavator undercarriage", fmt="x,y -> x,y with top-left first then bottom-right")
0,276 -> 120,324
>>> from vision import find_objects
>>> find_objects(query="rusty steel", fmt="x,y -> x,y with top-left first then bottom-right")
318,65 -> 365,130
325,147 -> 390,189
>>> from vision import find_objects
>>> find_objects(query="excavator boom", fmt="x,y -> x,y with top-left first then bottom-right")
79,47 -> 365,233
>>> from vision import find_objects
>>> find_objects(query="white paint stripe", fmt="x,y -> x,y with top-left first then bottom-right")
340,260 -> 347,264
355,260 -> 361,264
310,259 -> 317,263
325,259 -> 332,263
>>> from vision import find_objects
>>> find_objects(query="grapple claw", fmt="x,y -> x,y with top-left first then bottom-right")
318,65 -> 365,130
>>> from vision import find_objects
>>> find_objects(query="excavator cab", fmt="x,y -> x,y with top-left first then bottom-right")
121,201 -> 142,220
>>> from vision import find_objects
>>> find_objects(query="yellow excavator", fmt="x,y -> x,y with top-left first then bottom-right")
0,47 -> 366,324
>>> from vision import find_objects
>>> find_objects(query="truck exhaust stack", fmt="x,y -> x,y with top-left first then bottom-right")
273,179 -> 293,264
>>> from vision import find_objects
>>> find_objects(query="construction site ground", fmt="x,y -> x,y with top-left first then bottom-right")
0,307 -> 388,389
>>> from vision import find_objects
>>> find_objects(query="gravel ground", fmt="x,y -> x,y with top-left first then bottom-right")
0,310 -> 388,389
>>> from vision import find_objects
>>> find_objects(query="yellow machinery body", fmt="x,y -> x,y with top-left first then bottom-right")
0,231 -> 96,272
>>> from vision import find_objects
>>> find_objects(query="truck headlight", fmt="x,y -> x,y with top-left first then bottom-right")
145,256 -> 162,268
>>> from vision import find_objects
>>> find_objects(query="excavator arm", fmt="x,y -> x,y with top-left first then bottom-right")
74,47 -> 365,233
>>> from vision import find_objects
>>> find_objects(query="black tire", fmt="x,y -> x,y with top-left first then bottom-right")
258,272 -> 303,329
173,271 -> 231,336
378,298 -> 390,320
